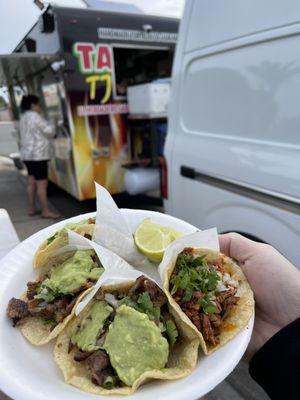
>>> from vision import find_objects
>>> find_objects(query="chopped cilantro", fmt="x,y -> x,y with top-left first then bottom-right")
201,294 -> 220,315
117,296 -> 137,309
165,319 -> 178,346
137,292 -> 161,324
35,282 -> 59,302
118,292 -> 178,346
170,252 -> 221,315
35,278 -> 62,302
47,232 -> 59,245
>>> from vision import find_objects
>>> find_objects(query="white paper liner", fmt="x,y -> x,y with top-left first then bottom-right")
93,182 -> 159,281
53,230 -> 134,273
75,267 -> 145,316
51,230 -> 145,315
158,228 -> 219,283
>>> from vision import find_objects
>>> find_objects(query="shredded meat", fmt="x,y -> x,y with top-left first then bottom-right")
26,281 -> 40,300
7,298 -> 29,326
182,247 -> 194,254
199,313 -> 219,347
85,350 -> 113,386
129,275 -> 167,307
211,258 -> 225,272
216,288 -> 237,304
171,284 -> 240,347
222,296 -> 240,320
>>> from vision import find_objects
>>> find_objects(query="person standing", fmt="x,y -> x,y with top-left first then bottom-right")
19,95 -> 60,219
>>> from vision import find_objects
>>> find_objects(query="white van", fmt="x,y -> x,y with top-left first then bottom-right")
164,0 -> 300,265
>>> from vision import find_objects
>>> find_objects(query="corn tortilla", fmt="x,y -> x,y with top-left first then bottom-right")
162,248 -> 254,355
18,252 -> 95,346
33,222 -> 95,269
54,282 -> 199,395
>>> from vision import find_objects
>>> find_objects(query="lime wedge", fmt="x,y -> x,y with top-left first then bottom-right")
134,218 -> 181,262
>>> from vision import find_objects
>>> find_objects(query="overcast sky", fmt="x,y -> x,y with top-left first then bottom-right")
0,0 -> 185,54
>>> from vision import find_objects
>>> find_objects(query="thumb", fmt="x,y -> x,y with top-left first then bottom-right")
219,233 -> 260,264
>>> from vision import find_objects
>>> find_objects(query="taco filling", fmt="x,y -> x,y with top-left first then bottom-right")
170,248 -> 240,348
66,276 -> 179,389
47,217 -> 95,245
7,250 -> 104,328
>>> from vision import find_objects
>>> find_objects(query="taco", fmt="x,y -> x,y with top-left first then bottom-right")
33,217 -> 95,269
162,248 -> 254,354
6,249 -> 104,345
54,275 -> 199,395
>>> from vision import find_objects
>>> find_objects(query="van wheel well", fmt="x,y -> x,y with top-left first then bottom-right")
220,231 -> 266,243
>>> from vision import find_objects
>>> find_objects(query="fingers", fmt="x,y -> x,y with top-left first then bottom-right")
219,233 -> 260,264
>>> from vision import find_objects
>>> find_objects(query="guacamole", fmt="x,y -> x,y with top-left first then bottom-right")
37,250 -> 104,301
47,219 -> 92,245
71,301 -> 113,352
103,305 -> 169,386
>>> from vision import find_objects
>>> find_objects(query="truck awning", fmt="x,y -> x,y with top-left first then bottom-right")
0,53 -> 61,88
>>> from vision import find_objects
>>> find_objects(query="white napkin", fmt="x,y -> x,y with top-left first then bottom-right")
93,182 -> 160,281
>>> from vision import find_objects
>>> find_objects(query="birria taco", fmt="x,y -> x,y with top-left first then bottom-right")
162,248 -> 254,354
34,217 -> 95,268
54,275 -> 199,395
6,249 -> 104,345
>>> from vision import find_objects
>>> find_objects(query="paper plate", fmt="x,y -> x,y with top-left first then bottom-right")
0,210 -> 254,400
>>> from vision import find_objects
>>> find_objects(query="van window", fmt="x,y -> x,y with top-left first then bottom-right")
185,0 -> 300,53
180,35 -> 300,145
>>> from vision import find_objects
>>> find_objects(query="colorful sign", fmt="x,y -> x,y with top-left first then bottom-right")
77,103 -> 129,116
57,41 -> 129,200
73,43 -> 114,105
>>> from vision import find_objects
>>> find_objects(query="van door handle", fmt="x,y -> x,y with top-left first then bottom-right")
181,166 -> 196,179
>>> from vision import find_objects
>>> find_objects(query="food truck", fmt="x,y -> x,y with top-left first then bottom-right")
0,6 -> 178,200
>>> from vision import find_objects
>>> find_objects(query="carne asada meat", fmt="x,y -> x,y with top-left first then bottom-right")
86,350 -> 114,386
129,275 -> 167,307
26,281 -> 40,300
7,292 -> 80,326
74,348 -> 93,362
7,298 -> 29,326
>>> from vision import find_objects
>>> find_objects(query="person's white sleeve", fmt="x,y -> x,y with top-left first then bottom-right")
34,113 -> 55,139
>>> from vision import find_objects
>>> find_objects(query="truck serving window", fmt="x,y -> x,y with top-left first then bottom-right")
113,47 -> 172,97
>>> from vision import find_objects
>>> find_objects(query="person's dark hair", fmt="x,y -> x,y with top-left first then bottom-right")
20,95 -> 40,113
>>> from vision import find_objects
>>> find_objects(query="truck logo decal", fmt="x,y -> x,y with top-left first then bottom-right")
72,42 -> 113,104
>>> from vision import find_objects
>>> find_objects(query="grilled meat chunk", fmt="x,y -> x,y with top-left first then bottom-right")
86,350 -> 113,386
74,349 -> 93,362
129,275 -> 167,307
7,298 -> 29,326
26,281 -> 40,300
